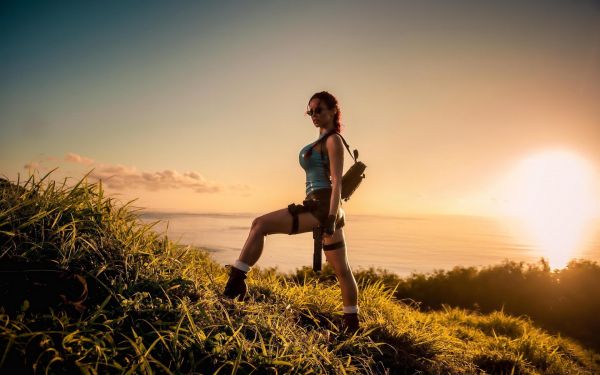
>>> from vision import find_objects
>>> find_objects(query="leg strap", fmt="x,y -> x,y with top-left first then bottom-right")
323,240 -> 345,251
287,203 -> 306,235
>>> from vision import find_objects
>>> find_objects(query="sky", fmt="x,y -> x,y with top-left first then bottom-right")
1,0 -> 600,218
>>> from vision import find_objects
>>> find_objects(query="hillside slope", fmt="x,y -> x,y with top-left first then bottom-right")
1,171 -> 598,374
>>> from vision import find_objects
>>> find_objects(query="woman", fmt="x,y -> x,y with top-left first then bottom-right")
223,91 -> 360,332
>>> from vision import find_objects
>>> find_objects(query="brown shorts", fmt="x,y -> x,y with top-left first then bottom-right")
287,187 -> 345,235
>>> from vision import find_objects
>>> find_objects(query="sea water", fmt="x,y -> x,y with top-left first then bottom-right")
138,212 -> 600,277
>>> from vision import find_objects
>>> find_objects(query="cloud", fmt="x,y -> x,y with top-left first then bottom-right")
23,162 -> 41,170
23,152 -> 252,195
91,165 -> 223,193
65,153 -> 95,165
23,155 -> 60,170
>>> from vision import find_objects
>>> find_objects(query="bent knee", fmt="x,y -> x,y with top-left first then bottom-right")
251,217 -> 266,234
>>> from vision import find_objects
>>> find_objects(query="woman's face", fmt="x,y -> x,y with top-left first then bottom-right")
307,99 -> 335,129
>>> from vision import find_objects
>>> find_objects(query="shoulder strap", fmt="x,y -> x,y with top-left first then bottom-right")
310,129 -> 357,163
317,129 -> 361,184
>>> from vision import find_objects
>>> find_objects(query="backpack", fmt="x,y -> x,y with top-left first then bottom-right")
309,129 -> 366,201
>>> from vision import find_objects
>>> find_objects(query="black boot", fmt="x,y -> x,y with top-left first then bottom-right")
223,264 -> 248,301
342,313 -> 359,333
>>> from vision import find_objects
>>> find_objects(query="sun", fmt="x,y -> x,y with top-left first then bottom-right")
500,150 -> 599,269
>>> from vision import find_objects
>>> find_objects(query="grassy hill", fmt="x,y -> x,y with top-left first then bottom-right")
1,170 -> 599,374
293,257 -> 600,354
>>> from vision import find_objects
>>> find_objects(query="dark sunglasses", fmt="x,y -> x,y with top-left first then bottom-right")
305,106 -> 327,116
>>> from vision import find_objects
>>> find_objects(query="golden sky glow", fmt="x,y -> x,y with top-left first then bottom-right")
1,1 -> 599,219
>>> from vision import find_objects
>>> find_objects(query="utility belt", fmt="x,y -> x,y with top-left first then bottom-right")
302,198 -> 320,210
288,188 -> 332,216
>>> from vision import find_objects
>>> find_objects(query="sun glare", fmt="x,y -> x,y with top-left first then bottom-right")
501,150 -> 600,269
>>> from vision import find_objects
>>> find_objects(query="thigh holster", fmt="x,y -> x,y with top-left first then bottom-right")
287,200 -> 321,235
287,203 -> 307,235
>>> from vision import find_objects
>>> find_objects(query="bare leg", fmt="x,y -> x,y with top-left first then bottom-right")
238,207 -> 321,267
238,220 -> 266,266
323,227 -> 359,308
339,265 -> 359,308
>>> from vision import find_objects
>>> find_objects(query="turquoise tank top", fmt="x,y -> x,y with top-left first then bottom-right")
299,135 -> 331,196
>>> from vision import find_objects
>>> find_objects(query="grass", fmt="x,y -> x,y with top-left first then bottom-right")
289,254 -> 600,353
0,168 -> 599,374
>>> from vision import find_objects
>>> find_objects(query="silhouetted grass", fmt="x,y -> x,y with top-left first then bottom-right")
1,169 -> 599,374
291,253 -> 600,354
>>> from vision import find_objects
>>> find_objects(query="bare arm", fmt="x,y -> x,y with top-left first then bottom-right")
326,133 -> 344,217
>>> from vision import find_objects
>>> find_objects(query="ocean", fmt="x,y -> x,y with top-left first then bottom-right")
137,212 -> 600,277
